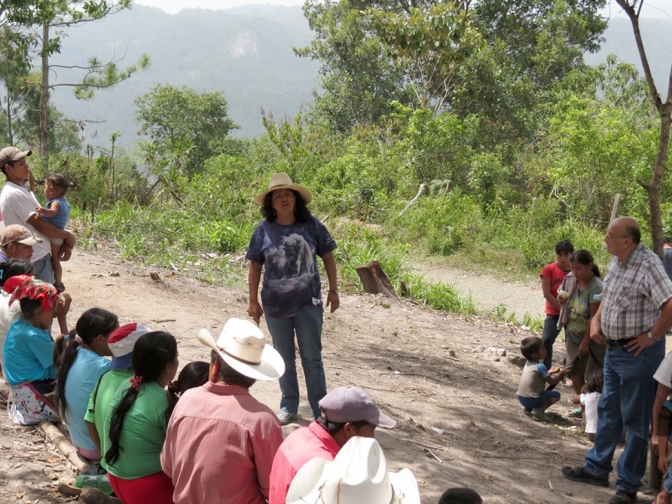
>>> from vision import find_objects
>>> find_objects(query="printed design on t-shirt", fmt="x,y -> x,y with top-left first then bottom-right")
265,233 -> 315,281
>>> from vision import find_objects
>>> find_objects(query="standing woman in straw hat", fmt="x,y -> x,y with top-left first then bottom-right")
247,172 -> 339,425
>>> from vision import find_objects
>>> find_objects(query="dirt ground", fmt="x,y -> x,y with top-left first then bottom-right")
0,246 -> 654,503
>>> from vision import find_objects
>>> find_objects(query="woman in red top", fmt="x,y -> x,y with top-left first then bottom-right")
540,240 -> 574,369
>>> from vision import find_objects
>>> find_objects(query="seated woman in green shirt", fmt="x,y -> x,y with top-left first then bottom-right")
103,331 -> 179,504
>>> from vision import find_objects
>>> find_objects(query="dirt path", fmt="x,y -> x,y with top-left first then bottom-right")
414,263 -> 544,319
0,248 -> 647,503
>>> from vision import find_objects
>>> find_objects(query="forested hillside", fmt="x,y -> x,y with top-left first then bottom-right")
49,4 -> 318,143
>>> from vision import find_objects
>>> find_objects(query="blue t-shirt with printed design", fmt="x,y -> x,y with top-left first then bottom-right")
246,216 -> 337,318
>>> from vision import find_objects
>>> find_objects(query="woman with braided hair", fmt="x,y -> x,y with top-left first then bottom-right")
103,331 -> 178,504
56,308 -> 118,462
2,275 -> 63,425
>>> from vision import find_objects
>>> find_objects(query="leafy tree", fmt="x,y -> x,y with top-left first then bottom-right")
369,2 -> 484,112
134,84 -> 238,178
1,0 -> 149,159
296,0 -> 411,132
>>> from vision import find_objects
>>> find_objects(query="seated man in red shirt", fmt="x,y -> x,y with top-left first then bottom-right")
161,319 -> 285,504
268,385 -> 396,504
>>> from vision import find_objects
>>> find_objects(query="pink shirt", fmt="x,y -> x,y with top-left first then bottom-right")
268,421 -> 340,504
161,382 -> 283,504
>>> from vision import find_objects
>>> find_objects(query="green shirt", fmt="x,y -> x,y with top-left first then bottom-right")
85,369 -> 133,470
565,276 -> 603,344
102,380 -> 169,479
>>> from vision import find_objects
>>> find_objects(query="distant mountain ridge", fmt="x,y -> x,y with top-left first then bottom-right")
50,4 -> 319,147
49,7 -> 672,149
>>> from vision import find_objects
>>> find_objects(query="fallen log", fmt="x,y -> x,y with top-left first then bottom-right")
38,421 -> 90,474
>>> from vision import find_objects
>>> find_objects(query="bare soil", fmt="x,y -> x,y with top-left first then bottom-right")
0,247 -> 650,503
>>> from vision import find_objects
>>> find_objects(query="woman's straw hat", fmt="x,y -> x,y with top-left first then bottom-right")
253,172 -> 312,205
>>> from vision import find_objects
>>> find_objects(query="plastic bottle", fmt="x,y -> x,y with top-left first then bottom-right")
74,474 -> 114,495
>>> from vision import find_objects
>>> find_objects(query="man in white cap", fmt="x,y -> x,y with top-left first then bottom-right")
161,318 -> 285,504
84,322 -> 150,468
0,224 -> 42,262
268,386 -> 396,504
0,146 -> 75,283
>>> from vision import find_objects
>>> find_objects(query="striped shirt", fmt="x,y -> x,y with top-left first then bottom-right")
601,244 -> 672,340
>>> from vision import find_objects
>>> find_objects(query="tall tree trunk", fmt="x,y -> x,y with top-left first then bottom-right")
40,21 -> 50,160
617,0 -> 672,257
5,84 -> 13,145
648,107 -> 672,256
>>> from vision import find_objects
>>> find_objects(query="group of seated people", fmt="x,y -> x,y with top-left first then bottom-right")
0,262 -> 482,504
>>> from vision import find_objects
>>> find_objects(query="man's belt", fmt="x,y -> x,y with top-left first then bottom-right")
605,337 -> 635,348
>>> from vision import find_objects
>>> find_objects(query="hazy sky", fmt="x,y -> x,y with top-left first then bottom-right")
133,0 -> 671,18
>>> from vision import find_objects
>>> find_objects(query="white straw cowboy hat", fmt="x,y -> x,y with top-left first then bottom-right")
286,437 -> 420,504
253,172 -> 312,205
198,318 -> 285,381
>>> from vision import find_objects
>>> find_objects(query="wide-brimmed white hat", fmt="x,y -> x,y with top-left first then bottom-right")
286,437 -> 420,504
253,172 -> 312,205
198,318 -> 285,381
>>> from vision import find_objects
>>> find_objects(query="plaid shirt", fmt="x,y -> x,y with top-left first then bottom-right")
601,244 -> 672,340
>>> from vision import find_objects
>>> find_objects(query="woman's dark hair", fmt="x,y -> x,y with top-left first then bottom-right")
261,189 -> 311,223
555,240 -> 574,255
210,351 -> 256,389
166,361 -> 209,419
56,308 -> 118,419
0,259 -> 34,287
569,249 -> 601,278
105,331 -> 177,466
19,298 -> 43,318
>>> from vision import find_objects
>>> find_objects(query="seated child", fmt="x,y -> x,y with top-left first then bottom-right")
439,487 -> 482,504
516,336 -> 571,422
34,174 -> 70,292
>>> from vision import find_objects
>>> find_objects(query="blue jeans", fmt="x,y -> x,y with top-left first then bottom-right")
584,338 -> 664,494
265,305 -> 327,418
542,315 -> 560,369
518,390 -> 560,410
32,254 -> 55,284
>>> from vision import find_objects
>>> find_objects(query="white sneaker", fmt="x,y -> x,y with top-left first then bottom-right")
276,410 -> 297,425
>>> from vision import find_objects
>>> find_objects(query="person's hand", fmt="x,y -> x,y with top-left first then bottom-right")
248,300 -> 263,325
578,339 -> 590,358
34,207 -> 44,217
64,230 -> 76,249
57,293 -> 72,317
560,366 -> 572,377
326,291 -> 339,313
625,333 -> 657,356
590,327 -> 606,345
59,243 -> 72,261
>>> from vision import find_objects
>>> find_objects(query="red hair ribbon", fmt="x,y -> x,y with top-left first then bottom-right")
129,375 -> 143,391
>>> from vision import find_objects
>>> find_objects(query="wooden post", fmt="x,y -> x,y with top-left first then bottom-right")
609,193 -> 621,223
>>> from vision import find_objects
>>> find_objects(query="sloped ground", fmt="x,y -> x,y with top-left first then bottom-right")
0,247 -> 648,503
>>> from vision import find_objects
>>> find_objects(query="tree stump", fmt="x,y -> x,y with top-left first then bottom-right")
355,261 -> 398,298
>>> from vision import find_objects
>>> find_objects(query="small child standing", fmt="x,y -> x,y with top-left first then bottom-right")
579,372 -> 602,442
34,174 -> 70,292
517,336 -> 571,422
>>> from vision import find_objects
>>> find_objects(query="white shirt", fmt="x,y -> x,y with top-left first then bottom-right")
0,291 -> 22,369
654,351 -> 672,388
0,182 -> 50,261
581,392 -> 600,435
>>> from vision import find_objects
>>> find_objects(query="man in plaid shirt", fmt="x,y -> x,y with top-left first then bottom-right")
562,216 -> 672,504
